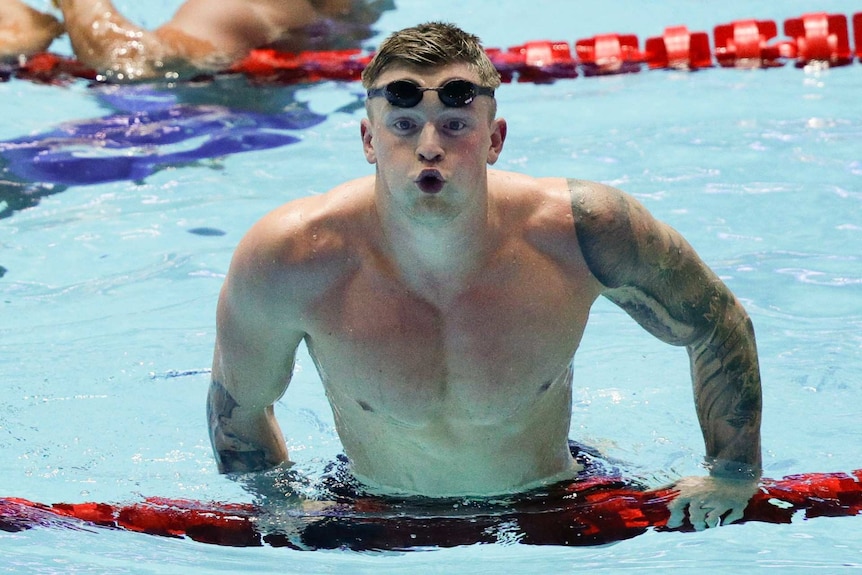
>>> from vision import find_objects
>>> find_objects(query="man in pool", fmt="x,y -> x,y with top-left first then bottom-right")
208,22 -> 763,531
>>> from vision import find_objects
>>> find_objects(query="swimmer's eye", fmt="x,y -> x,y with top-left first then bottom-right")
387,117 -> 471,137
392,118 -> 416,132
442,119 -> 468,132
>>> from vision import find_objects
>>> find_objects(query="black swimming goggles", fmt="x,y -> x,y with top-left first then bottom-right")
366,79 -> 495,108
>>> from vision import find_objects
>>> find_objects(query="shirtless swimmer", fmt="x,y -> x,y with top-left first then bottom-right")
207,21 -> 763,531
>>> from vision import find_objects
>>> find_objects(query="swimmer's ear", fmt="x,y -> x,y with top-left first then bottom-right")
487,118 -> 507,165
361,118 -> 376,164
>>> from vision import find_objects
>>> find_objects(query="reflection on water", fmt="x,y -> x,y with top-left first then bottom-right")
0,78 -> 334,220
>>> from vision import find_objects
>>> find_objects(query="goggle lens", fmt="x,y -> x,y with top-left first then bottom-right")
367,79 -> 495,108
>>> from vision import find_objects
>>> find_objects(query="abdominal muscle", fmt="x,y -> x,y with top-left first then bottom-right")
322,365 -> 583,498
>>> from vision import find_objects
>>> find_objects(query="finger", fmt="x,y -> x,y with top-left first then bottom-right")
689,505 -> 708,531
723,506 -> 745,526
704,507 -> 722,529
666,501 -> 686,529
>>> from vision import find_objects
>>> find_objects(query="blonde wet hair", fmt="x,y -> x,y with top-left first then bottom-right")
361,21 -> 501,91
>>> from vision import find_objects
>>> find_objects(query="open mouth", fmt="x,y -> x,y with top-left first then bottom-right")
415,170 -> 445,194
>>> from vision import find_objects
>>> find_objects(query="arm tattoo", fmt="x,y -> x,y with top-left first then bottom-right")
688,289 -> 763,472
570,179 -> 762,475
207,379 -> 271,474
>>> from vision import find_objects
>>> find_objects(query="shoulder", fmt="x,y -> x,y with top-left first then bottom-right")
225,176 -> 373,307
488,171 -> 647,243
567,177 -> 665,254
491,172 -> 682,288
568,178 -> 651,230
567,179 -> 706,292
488,170 -> 573,228
488,170 -> 649,233
488,171 -> 595,271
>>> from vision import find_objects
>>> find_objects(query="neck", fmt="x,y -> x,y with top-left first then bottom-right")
374,192 -> 495,304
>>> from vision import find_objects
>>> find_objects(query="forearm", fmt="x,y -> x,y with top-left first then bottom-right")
54,0 -> 156,79
55,0 -> 212,81
207,379 -> 288,473
688,287 -> 762,477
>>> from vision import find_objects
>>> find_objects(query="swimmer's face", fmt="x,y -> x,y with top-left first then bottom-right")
361,64 -> 507,218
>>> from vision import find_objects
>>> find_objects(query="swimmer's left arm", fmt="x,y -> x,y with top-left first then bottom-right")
570,179 -> 762,511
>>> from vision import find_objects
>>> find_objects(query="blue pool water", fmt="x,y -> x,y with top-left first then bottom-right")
1,0 -> 861,572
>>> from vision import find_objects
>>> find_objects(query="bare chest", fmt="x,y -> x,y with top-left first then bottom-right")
304,252 -> 599,425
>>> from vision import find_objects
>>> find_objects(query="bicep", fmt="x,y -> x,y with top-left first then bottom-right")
213,278 -> 304,411
213,212 -> 308,409
571,179 -> 727,346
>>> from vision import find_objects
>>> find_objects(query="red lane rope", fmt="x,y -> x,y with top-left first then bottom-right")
2,469 -> 862,549
7,10 -> 862,85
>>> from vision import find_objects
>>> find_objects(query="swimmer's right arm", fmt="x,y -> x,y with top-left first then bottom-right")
207,374 -> 289,473
207,223 -> 305,474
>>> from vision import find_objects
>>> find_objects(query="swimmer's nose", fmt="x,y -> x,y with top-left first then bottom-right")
416,123 -> 444,164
